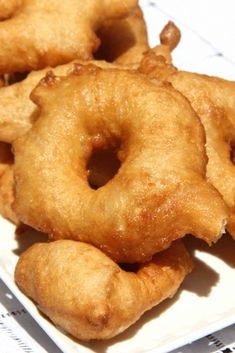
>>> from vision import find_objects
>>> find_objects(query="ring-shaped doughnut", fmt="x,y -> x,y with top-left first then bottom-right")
13,65 -> 227,262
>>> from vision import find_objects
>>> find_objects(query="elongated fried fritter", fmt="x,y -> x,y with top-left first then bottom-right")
15,239 -> 193,340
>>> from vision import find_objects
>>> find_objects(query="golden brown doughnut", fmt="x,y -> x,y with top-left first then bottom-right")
13,65 -> 227,262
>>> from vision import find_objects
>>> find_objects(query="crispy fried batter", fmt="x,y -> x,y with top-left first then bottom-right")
0,60 -> 127,143
0,0 -> 137,74
13,66 -> 227,262
138,51 -> 177,80
15,239 -> 193,340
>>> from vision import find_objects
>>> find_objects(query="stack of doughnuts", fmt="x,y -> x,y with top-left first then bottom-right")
0,0 -> 233,342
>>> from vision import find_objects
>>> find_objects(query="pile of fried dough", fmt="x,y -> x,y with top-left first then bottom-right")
0,0 -> 234,342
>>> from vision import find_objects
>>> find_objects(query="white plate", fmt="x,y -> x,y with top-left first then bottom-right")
0,218 -> 235,353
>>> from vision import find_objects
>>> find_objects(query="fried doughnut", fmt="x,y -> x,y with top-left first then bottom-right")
13,65 -> 227,262
15,239 -> 193,340
140,47 -> 235,240
0,0 -> 136,74
95,6 -> 149,65
0,60 -> 126,143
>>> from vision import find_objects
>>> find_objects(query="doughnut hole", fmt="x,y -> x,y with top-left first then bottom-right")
94,6 -> 148,64
94,20 -> 135,62
87,147 -> 121,189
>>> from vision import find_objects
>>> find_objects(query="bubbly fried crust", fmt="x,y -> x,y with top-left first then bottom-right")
15,239 -> 193,340
138,51 -> 177,80
0,0 -> 137,74
0,60 -> 127,143
13,66 -> 227,262
95,6 -> 149,64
